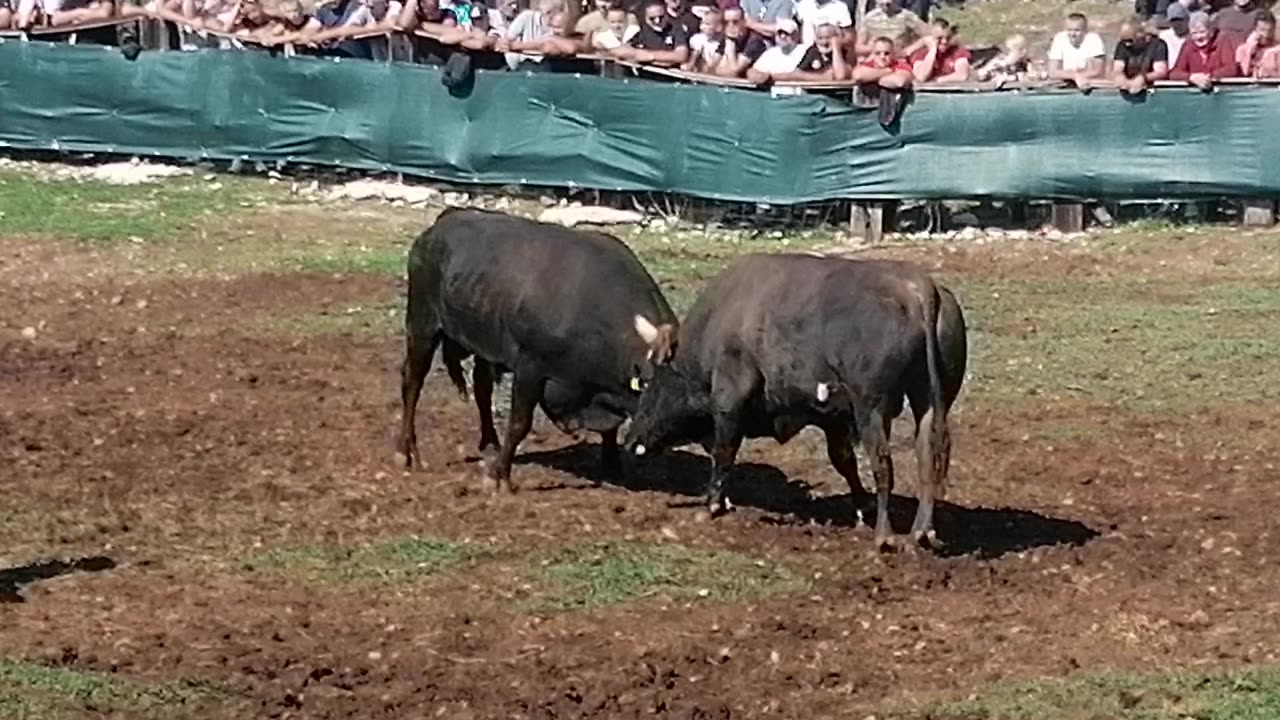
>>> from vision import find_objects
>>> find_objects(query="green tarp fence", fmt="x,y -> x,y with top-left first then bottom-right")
2,40 -> 1280,202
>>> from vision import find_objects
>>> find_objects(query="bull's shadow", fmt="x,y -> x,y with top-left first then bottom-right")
519,445 -> 1099,560
1,556 -> 117,603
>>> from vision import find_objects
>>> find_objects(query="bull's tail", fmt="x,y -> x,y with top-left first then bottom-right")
919,282 -> 951,501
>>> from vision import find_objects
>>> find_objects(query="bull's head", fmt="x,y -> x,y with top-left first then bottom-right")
624,315 -> 710,457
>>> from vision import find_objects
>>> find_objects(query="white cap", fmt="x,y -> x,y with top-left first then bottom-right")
775,17 -> 798,34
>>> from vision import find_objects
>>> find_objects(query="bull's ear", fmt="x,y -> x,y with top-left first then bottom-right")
650,323 -> 678,365
634,314 -> 660,345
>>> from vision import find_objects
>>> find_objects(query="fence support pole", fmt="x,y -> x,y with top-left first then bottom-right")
849,200 -> 897,243
1050,202 -> 1085,233
1242,199 -> 1276,227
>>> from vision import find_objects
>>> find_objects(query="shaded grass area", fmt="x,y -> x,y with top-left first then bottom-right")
525,540 -> 805,613
0,170 -> 290,244
241,535 -> 475,586
0,659 -> 236,719
885,665 -> 1280,720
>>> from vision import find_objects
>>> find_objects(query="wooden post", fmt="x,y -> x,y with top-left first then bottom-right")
1050,202 -> 1085,233
1242,199 -> 1276,227
850,202 -> 869,240
849,200 -> 897,243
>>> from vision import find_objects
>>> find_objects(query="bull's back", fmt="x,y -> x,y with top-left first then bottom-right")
679,254 -> 923,371
408,209 -> 673,376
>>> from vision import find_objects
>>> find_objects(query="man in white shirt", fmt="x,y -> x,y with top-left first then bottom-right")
1047,12 -> 1107,88
746,16 -> 810,85
793,0 -> 850,45
1160,2 -> 1189,64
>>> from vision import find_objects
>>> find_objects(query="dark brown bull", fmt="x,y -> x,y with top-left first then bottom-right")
623,253 -> 967,551
396,208 -> 678,490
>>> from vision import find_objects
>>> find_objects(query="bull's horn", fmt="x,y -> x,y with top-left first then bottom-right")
633,315 -> 660,345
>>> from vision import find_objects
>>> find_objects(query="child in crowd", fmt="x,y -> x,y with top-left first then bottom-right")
974,33 -> 1029,85
590,6 -> 638,49
684,7 -> 726,71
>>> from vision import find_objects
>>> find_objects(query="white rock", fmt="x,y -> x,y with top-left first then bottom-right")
538,206 -> 645,228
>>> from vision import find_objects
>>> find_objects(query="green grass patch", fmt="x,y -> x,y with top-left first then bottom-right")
526,540 -> 804,612
0,170 -> 289,244
621,226 -> 827,313
278,241 -> 409,276
889,665 -> 1280,720
241,535 -> 474,586
953,275 -> 1280,415
0,659 -> 231,719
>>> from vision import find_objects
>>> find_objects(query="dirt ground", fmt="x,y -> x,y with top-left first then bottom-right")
3,221 -> 1279,719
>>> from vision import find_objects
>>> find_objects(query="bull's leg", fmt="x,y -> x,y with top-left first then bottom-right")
472,359 -> 500,457
599,428 -> 622,483
858,404 -> 896,551
823,424 -> 873,527
396,331 -> 441,470
908,392 -> 944,548
486,367 -> 544,494
706,412 -> 743,516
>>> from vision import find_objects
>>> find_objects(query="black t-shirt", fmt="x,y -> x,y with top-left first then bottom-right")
1113,36 -> 1169,77
666,8 -> 700,37
797,44 -> 833,72
725,30 -> 768,63
630,21 -> 691,50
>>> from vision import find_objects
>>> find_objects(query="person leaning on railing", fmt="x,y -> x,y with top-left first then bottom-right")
589,6 -> 638,48
1111,15 -> 1170,94
909,17 -> 971,83
682,6 -> 724,71
0,0 -> 12,28
609,0 -> 690,66
852,34 -> 913,88
1046,12 -> 1107,90
1236,10 -> 1278,77
495,1 -> 582,69
1169,10 -> 1241,88
300,0 -> 401,59
13,0 -> 113,30
709,4 -> 768,76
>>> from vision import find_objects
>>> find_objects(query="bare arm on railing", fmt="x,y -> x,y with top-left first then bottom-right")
49,0 -> 115,27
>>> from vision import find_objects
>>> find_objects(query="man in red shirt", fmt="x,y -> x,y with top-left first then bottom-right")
1169,10 -> 1241,88
910,18 -> 971,83
854,35 -> 914,88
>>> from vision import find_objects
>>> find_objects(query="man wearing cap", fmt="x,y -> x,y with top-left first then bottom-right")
745,17 -> 811,81
1169,9 -> 1240,87
1161,2 -> 1190,61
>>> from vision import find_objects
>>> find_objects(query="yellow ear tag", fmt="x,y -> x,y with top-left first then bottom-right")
630,377 -> 642,391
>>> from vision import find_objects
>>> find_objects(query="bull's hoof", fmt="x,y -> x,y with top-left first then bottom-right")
394,450 -> 415,470
481,474 -> 500,494
704,497 -> 733,518
911,528 -> 941,550
875,533 -> 899,554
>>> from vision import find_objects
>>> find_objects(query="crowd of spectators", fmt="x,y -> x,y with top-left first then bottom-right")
5,0 -> 1280,92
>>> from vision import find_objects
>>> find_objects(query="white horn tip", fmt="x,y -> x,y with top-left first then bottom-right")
633,444 -> 647,457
